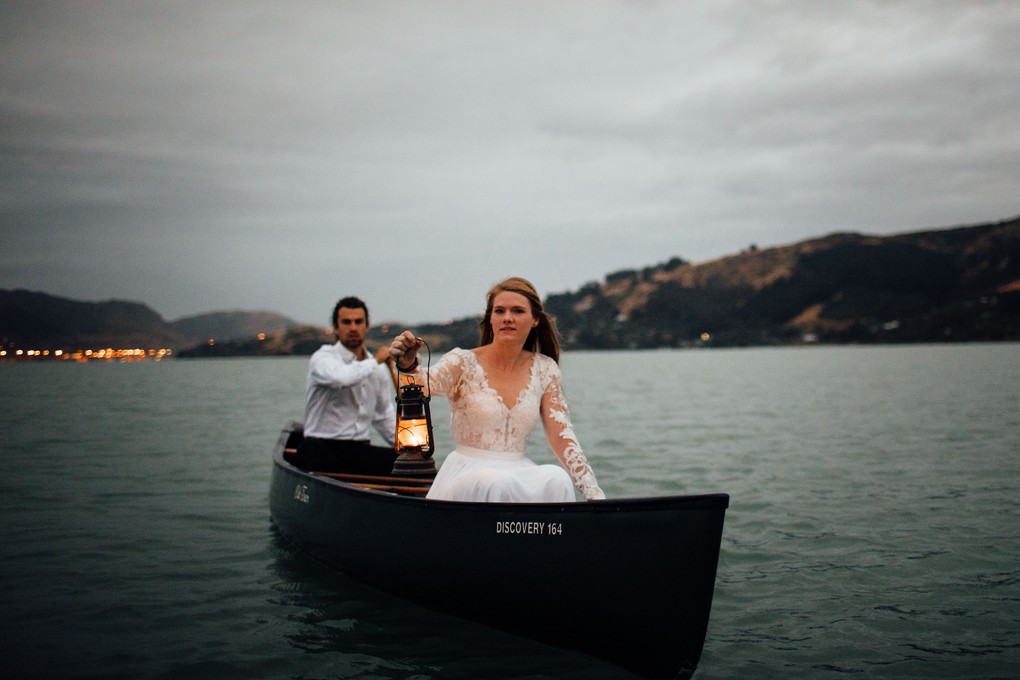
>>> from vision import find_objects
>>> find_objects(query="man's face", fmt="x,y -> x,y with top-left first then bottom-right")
334,306 -> 368,351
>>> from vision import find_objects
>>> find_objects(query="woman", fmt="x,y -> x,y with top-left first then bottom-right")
389,277 -> 605,502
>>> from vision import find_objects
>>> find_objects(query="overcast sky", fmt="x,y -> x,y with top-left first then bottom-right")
2,1 -> 1018,326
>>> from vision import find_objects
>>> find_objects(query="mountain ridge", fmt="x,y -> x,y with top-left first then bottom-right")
404,215 -> 1020,350
3,215 -> 1018,357
544,216 -> 1020,347
0,289 -> 295,353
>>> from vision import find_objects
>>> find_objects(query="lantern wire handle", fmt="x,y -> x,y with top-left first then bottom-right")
398,337 -> 431,401
420,337 -> 431,392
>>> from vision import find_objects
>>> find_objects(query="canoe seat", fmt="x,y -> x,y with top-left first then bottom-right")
346,482 -> 430,496
315,472 -> 433,496
284,447 -> 433,496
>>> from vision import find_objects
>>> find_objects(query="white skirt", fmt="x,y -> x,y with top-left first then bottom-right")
426,445 -> 577,503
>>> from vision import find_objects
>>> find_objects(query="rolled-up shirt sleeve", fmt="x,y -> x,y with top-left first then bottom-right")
304,343 -> 396,443
309,351 -> 381,388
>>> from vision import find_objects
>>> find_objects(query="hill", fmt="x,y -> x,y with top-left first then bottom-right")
169,311 -> 295,346
545,216 -> 1020,347
0,290 -> 295,355
3,215 -> 1018,358
404,216 -> 1020,349
174,324 -> 330,358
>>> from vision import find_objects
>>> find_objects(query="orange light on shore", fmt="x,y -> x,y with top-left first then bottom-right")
0,347 -> 174,362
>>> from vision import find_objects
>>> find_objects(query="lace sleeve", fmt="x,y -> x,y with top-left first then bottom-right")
541,370 -> 606,501
404,348 -> 468,397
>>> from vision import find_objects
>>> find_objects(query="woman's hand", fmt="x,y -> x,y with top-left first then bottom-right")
389,330 -> 423,370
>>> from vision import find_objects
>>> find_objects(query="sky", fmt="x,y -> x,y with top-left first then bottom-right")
2,1 -> 1018,326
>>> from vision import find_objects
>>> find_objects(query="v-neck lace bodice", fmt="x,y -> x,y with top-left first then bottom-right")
421,349 -> 542,452
408,348 -> 605,500
475,356 -> 534,413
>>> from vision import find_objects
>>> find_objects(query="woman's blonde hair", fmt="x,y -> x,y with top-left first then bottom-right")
478,277 -> 562,363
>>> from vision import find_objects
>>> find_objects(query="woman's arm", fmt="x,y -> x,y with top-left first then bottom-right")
541,373 -> 606,500
389,331 -> 465,396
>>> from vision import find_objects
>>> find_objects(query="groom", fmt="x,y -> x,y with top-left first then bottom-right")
291,296 -> 398,475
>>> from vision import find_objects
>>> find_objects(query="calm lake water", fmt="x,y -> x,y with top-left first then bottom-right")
1,344 -> 1018,679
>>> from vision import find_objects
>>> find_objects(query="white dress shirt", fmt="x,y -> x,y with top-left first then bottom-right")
303,342 -> 396,445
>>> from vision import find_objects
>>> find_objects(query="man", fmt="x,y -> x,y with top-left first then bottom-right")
292,296 -> 398,475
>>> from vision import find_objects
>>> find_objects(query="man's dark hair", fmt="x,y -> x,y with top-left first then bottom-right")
332,296 -> 369,327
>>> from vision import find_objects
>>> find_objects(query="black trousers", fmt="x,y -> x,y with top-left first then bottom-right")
292,437 -> 398,476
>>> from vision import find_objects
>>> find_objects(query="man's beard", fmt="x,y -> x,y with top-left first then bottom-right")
340,336 -> 363,352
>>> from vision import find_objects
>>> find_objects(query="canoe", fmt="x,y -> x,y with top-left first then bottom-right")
269,419 -> 728,680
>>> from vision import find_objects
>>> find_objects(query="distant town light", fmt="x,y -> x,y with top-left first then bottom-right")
0,346 -> 174,363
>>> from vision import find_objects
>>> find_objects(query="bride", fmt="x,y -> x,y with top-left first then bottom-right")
388,277 -> 605,503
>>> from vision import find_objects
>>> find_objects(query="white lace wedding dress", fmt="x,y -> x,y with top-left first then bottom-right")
406,348 -> 605,502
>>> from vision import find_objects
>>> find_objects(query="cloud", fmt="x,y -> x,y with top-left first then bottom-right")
1,1 -> 1018,324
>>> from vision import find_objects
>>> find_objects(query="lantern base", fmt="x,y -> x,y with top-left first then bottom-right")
392,451 -> 437,477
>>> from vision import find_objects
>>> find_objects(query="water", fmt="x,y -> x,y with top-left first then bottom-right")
1,345 -> 1018,679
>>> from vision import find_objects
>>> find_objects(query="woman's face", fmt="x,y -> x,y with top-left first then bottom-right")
489,291 -> 537,344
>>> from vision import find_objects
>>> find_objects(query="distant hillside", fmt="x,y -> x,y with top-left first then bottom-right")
544,216 -> 1020,347
404,216 -> 1020,349
0,290 -> 295,352
4,216 -> 1018,357
0,290 -> 180,349
170,311 -> 294,346
175,324 -> 330,358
